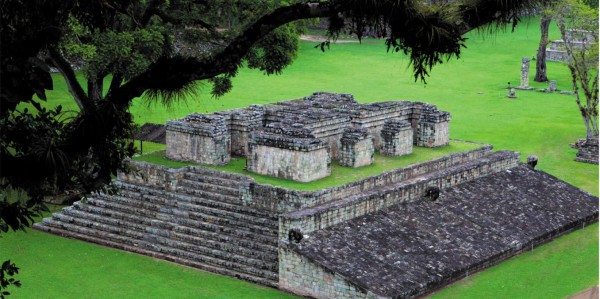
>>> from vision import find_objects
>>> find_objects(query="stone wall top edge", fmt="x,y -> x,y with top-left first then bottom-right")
248,143 -> 495,196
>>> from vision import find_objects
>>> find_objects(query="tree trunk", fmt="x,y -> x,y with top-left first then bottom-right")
534,14 -> 551,82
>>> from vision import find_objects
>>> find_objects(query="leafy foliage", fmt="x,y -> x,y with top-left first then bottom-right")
554,0 -> 599,139
0,260 -> 20,298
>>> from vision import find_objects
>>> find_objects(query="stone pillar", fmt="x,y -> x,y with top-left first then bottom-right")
339,127 -> 374,168
246,123 -> 331,182
416,104 -> 451,148
549,80 -> 557,92
381,119 -> 413,156
166,114 -> 231,165
518,57 -> 534,90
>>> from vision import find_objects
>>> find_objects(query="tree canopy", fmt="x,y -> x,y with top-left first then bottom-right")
553,0 -> 598,139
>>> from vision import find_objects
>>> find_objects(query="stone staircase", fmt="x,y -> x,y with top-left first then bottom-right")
34,167 -> 280,287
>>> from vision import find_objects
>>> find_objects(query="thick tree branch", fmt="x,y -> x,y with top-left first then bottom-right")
46,47 -> 91,110
111,2 -> 333,105
111,0 -> 543,106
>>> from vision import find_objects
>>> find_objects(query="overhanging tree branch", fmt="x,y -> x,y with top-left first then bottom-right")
46,47 -> 91,110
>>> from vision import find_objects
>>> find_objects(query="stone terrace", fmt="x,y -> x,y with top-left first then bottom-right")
281,166 -> 599,298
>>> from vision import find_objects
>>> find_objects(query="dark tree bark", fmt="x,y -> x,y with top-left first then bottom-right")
534,13 -> 551,82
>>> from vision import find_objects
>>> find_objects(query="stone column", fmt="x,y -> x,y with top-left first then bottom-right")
518,57 -> 534,90
549,80 -> 557,92
381,119 -> 413,156
339,127 -> 374,168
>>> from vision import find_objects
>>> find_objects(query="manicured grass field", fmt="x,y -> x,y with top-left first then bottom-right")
135,140 -> 481,190
3,17 -> 598,298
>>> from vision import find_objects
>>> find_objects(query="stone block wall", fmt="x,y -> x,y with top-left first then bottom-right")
279,245 -> 373,299
247,125 -> 331,182
351,101 -> 414,150
380,119 -> 413,156
574,137 -> 599,164
166,114 -> 231,165
416,104 -> 450,147
279,150 -> 520,239
238,145 -> 493,214
216,105 -> 264,156
339,128 -> 374,168
117,160 -> 184,190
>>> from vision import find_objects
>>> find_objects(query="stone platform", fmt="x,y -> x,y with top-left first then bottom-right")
33,139 -> 598,297
281,166 -> 598,298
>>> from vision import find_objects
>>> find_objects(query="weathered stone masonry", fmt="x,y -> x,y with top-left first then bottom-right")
34,94 -> 598,299
247,124 -> 332,182
165,92 -> 451,181
166,114 -> 230,165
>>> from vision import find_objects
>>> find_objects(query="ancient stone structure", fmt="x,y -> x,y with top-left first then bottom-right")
549,80 -> 557,92
166,114 -> 230,165
517,57 -> 534,90
416,104 -> 450,147
547,30 -> 595,63
246,123 -> 331,182
34,97 -> 598,299
165,92 -> 451,181
381,119 -> 413,156
339,127 -> 374,168
573,137 -> 599,164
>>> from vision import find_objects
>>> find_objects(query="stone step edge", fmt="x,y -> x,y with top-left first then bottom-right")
61,207 -> 278,260
113,181 -> 277,220
103,190 -> 278,228
51,213 -> 278,272
37,218 -> 278,280
177,178 -> 240,196
87,195 -> 278,237
285,150 -> 519,220
74,199 -> 279,244
181,172 -> 248,191
32,223 -> 278,287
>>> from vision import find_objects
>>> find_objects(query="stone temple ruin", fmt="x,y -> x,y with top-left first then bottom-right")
165,92 -> 450,182
34,93 -> 598,299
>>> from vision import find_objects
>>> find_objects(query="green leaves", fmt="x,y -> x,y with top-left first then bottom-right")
0,259 -> 21,299
63,17 -> 167,81
246,23 -> 300,75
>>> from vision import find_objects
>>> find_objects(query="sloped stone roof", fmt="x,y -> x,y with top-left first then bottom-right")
292,165 -> 598,298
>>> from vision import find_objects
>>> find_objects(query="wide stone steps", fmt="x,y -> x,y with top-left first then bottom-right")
177,178 -> 240,197
106,188 -> 277,229
53,214 -> 277,278
114,181 -> 277,220
62,204 -> 278,259
34,219 -> 278,287
183,169 -> 248,186
78,197 -> 278,245
175,182 -> 242,206
88,194 -> 276,238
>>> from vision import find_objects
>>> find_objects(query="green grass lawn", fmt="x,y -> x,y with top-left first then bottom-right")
134,140 -> 481,191
3,16 -> 598,298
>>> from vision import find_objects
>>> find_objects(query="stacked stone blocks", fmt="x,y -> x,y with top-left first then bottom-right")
247,123 -> 332,182
380,119 -> 413,156
339,127 -> 374,168
166,114 -> 230,165
416,104 -> 450,147
165,92 -> 451,182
